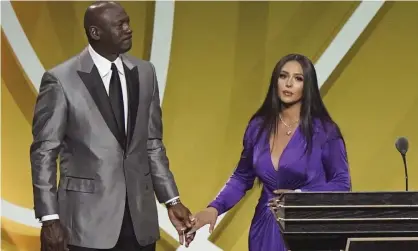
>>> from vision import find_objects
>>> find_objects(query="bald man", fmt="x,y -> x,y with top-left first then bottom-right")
30,2 -> 194,251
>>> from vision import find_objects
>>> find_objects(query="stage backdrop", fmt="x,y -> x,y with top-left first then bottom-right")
2,1 -> 418,251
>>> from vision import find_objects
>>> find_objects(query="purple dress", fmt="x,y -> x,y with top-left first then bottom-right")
208,118 -> 351,251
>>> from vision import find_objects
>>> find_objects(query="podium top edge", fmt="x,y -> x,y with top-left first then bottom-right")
283,191 -> 418,194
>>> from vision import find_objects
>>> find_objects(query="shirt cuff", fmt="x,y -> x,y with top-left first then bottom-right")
165,196 -> 179,204
41,214 -> 59,221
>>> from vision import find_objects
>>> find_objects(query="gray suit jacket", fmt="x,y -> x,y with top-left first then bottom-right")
30,47 -> 179,248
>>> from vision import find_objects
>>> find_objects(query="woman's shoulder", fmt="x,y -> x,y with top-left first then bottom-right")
243,116 -> 265,144
313,118 -> 343,140
248,116 -> 264,129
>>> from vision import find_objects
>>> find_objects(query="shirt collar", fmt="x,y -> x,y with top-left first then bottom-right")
88,44 -> 124,77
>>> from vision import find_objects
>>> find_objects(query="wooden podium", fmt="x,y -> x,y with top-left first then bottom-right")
275,192 -> 418,251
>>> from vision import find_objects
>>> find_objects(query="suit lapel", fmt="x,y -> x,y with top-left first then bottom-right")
77,48 -> 124,148
124,64 -> 139,149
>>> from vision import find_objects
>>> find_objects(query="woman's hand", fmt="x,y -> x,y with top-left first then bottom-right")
268,189 -> 294,211
273,189 -> 293,196
186,207 -> 219,236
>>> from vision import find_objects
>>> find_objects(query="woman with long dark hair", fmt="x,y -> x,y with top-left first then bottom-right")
188,54 -> 351,250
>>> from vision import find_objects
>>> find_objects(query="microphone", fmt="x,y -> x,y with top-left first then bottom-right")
395,137 -> 409,191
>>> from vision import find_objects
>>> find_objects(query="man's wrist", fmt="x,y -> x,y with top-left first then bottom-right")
166,198 -> 181,208
41,219 -> 59,227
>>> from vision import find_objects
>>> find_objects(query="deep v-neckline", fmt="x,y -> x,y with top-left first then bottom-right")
269,128 -> 298,172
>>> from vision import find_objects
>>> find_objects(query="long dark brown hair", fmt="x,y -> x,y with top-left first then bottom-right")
251,53 -> 344,155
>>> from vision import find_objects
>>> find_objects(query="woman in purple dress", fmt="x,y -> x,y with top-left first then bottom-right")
188,54 -> 351,251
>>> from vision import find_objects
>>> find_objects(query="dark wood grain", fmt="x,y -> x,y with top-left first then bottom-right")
282,207 -> 418,219
279,191 -> 418,206
276,192 -> 418,251
346,238 -> 418,251
283,219 -> 418,232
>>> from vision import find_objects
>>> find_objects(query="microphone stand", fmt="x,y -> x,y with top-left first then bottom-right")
401,153 -> 408,191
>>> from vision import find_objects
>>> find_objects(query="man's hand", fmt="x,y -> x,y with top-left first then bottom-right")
167,203 -> 195,247
40,219 -> 69,251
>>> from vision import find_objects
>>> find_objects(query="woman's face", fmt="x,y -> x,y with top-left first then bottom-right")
277,60 -> 304,105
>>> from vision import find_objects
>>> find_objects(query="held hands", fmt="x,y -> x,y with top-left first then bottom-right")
167,203 -> 196,247
187,207 -> 219,235
40,219 -> 69,251
169,205 -> 219,247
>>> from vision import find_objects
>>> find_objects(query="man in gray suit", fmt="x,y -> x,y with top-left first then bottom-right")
30,2 -> 195,251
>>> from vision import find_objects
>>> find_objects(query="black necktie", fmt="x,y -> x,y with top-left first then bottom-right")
109,63 -> 126,146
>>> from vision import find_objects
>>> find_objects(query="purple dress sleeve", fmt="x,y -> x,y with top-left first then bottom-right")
208,121 -> 257,215
302,127 -> 351,192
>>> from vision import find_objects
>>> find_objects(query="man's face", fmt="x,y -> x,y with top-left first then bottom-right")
96,4 -> 133,54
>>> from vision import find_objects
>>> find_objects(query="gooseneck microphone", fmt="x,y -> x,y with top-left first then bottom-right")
395,137 -> 409,191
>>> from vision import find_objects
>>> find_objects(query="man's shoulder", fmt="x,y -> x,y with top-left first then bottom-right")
122,54 -> 154,71
47,53 -> 81,77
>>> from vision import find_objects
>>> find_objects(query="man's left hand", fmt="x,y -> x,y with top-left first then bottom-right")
168,203 -> 196,247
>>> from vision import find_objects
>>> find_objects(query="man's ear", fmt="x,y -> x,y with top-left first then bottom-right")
89,26 -> 100,41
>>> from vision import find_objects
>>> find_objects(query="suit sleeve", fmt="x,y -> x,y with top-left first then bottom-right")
147,63 -> 180,203
30,72 -> 67,220
207,121 -> 257,215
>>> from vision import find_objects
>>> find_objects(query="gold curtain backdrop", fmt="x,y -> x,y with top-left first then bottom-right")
2,1 -> 418,251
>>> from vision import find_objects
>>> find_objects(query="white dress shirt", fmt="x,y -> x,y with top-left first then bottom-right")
41,45 -> 177,222
89,44 -> 129,132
